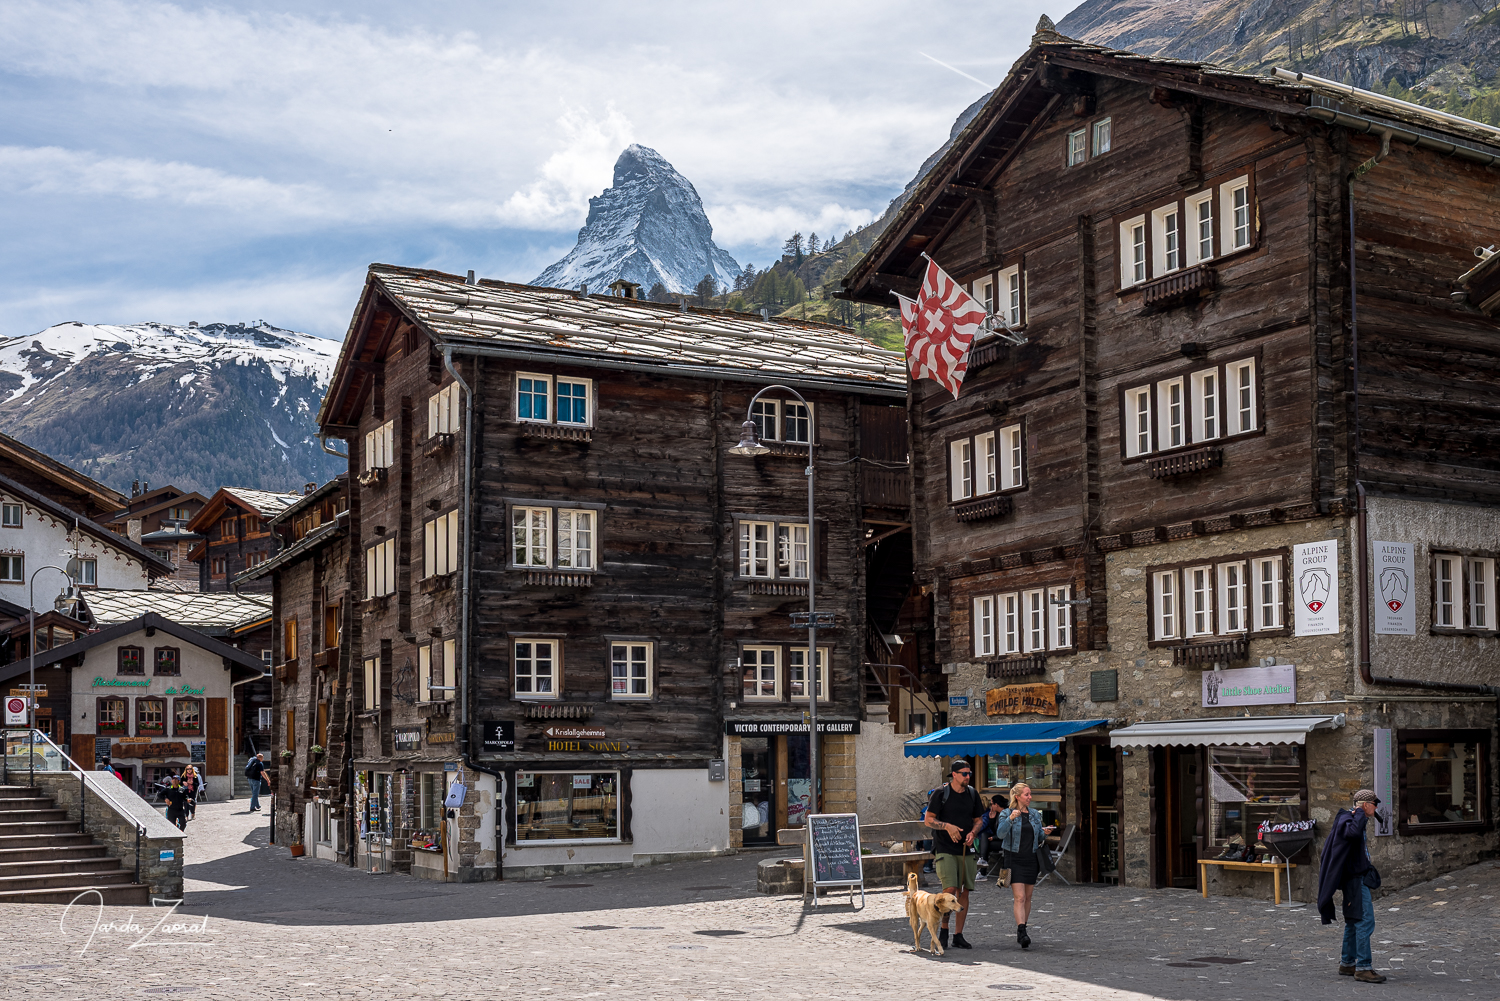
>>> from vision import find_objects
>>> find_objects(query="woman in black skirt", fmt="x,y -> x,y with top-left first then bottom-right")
993,782 -> 1056,948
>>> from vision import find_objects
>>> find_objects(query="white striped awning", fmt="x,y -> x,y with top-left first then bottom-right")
1108,714 -> 1346,748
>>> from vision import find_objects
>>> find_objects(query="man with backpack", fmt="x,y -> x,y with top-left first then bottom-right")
245,753 -> 267,812
923,759 -> 986,951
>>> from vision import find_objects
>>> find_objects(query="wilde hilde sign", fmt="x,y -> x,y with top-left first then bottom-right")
1202,664 -> 1296,707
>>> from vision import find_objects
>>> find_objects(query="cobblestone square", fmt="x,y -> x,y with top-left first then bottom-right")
4,802 -> 1499,1000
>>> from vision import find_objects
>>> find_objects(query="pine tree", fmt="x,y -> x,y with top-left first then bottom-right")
783,232 -> 805,266
807,232 -> 820,255
647,282 -> 672,303
694,274 -> 720,306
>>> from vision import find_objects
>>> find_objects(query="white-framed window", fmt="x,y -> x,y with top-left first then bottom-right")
0,503 -> 20,528
1186,566 -> 1214,637
788,646 -> 828,701
1219,561 -> 1249,633
1221,176 -> 1252,254
974,595 -> 996,658
1067,128 -> 1087,166
741,646 -> 780,700
515,373 -> 594,427
428,383 -> 462,438
362,657 -> 381,711
514,639 -> 558,699
1000,264 -> 1022,327
557,509 -> 595,570
512,507 -> 551,567
258,706 -> 273,728
973,276 -> 994,315
739,520 -> 771,577
750,399 -> 779,442
783,401 -> 812,444
556,377 -> 590,425
260,649 -> 273,668
1231,359 -> 1257,433
1153,570 -> 1178,639
365,538 -> 395,598
417,642 -> 456,703
1157,377 -> 1185,450
424,510 -> 460,578
950,438 -> 974,501
1124,386 -> 1153,457
364,421 -> 394,472
1023,588 -> 1047,653
976,431 -> 997,495
1001,592 -> 1021,654
1048,584 -> 1074,649
418,644 -> 433,702
1121,216 -> 1147,287
516,373 -> 552,423
1470,558 -> 1495,630
776,523 -> 810,580
1435,555 -> 1459,628
1152,205 -> 1181,274
76,558 -> 97,587
1253,556 -> 1284,630
1188,191 -> 1214,265
1192,367 -> 1219,441
1092,117 -> 1112,156
515,771 -> 620,843
610,642 -> 653,699
1002,425 -> 1024,490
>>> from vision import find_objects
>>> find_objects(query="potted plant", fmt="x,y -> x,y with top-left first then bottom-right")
309,745 -> 325,757
280,749 -> 294,761
289,840 -> 306,857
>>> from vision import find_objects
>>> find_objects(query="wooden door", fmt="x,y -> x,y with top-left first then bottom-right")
71,733 -> 96,768
1163,747 -> 1202,889
206,697 -> 228,776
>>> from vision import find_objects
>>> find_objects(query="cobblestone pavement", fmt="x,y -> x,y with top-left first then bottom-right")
5,800 -> 1500,1000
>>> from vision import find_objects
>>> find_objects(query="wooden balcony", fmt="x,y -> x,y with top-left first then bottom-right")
862,467 -> 909,509
276,658 -> 298,683
356,467 -> 387,488
422,432 -> 455,459
1141,264 -> 1216,309
985,654 -> 1047,680
952,494 -> 1014,523
1147,446 -> 1223,479
1171,636 -> 1249,667
521,423 -> 592,444
523,570 -> 593,587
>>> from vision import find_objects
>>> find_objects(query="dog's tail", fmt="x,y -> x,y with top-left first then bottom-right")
906,871 -> 918,894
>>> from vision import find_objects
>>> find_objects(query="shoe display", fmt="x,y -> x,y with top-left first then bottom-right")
1354,970 -> 1388,984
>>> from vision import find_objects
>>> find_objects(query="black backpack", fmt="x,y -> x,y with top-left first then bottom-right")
244,759 -> 259,778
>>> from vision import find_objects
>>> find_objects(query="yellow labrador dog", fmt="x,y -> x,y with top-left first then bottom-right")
905,872 -> 961,955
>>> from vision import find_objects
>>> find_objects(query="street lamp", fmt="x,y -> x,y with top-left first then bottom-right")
29,565 -> 78,731
728,385 -> 823,825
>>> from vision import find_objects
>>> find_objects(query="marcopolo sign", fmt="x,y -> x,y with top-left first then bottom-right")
1202,664 -> 1296,707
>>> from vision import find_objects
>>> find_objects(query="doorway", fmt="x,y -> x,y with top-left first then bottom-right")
739,737 -> 774,844
1153,746 -> 1203,889
1077,740 -> 1119,884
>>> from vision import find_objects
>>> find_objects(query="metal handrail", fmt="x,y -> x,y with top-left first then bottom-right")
2,727 -> 149,885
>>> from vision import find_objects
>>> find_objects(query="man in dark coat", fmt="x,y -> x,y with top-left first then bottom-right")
1317,789 -> 1386,984
161,776 -> 190,832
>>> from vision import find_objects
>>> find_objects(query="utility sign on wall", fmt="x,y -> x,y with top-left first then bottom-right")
1372,541 -> 1416,636
3,697 -> 26,725
1293,540 -> 1340,636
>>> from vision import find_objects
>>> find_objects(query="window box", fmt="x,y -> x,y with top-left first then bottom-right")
1141,264 -> 1216,310
357,467 -> 387,488
985,654 -> 1047,680
422,432 -> 455,459
523,570 -> 594,588
1147,445 -> 1223,479
520,423 -> 592,444
118,646 -> 145,676
953,495 -> 1014,523
1170,636 -> 1248,667
419,573 -> 456,594
312,649 -> 337,670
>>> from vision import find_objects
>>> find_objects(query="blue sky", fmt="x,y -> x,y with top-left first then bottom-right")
0,0 -> 1081,340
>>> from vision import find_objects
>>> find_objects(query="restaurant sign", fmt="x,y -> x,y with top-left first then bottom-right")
164,685 -> 206,696
93,677 -> 149,688
110,741 -> 189,759
985,683 -> 1059,717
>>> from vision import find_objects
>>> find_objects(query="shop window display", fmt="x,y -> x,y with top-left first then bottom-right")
1402,737 -> 1482,828
981,753 -> 1062,825
739,737 -> 773,843
1207,744 -> 1304,845
516,771 -> 619,842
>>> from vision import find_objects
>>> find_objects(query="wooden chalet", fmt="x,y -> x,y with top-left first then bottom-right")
309,263 -> 910,880
185,486 -> 301,593
0,431 -> 125,521
843,19 -> 1500,895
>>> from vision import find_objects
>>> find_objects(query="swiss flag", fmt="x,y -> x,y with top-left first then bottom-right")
895,258 -> 985,399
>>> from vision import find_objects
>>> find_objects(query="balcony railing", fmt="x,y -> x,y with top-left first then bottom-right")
1147,446 -> 1223,479
1141,264 -> 1216,309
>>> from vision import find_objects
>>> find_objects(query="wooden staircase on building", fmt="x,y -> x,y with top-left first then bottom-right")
0,785 -> 151,904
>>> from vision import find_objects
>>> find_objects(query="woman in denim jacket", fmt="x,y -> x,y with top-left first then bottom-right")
992,783 -> 1055,948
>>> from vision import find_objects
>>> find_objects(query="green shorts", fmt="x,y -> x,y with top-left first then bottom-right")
934,852 -> 977,891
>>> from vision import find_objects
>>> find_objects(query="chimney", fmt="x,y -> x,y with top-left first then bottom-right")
304,482 -> 316,495
131,480 -> 140,498
465,270 -> 477,285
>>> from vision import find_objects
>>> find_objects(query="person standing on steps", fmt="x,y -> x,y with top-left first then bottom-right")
993,782 -> 1055,949
923,759 -> 986,952
1318,788 -> 1388,984
246,753 -> 268,813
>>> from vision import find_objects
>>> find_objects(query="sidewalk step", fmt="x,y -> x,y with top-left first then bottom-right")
0,857 -> 125,879
0,833 -> 95,849
0,868 -> 136,892
0,808 -> 70,823
0,844 -> 108,864
0,821 -> 82,836
0,882 -> 151,905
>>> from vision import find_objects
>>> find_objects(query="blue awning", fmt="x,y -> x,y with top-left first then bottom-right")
903,719 -> 1110,758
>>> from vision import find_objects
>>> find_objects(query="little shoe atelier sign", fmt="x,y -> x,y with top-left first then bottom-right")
986,683 -> 1059,717
1202,664 -> 1296,707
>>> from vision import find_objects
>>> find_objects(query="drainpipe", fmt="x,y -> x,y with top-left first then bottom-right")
443,346 -> 506,880
1348,133 -> 1493,697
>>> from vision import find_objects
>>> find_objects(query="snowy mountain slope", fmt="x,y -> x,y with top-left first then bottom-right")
0,320 -> 343,497
533,144 -> 741,295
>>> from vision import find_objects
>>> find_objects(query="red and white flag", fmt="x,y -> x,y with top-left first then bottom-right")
894,258 -> 985,399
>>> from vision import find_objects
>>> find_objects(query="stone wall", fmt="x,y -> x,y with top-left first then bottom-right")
36,771 -> 185,900
852,721 -> 942,824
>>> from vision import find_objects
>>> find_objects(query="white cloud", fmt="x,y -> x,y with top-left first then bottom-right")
496,105 -> 635,230
707,202 -> 876,249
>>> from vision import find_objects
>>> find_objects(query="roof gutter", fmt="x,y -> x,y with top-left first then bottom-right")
1274,67 -> 1500,145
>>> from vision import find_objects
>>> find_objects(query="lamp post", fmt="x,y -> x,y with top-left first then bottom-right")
728,385 -> 824,823
28,565 -> 78,731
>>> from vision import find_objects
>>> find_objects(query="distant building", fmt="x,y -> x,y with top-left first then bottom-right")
104,484 -> 208,588
185,487 -> 301,592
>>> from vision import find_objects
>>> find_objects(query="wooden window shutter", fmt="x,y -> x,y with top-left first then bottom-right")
71,733 -> 96,768
206,697 -> 228,776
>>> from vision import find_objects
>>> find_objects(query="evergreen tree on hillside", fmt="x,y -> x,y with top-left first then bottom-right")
733,263 -> 757,292
647,282 -> 673,303
808,232 -> 820,255
783,232 -> 805,266
694,274 -> 720,306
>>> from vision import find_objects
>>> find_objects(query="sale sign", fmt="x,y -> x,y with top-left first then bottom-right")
1293,540 -> 1340,636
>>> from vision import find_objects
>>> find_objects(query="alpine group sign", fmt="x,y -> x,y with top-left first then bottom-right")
1293,540 -> 1340,636
1372,541 -> 1416,635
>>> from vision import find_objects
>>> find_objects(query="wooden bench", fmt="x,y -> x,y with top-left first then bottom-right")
772,820 -> 933,893
1197,859 -> 1297,905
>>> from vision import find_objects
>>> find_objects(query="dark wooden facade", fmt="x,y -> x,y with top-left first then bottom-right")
188,487 -> 298,592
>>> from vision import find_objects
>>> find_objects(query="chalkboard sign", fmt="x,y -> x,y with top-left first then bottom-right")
190,741 -> 206,764
807,813 -> 863,887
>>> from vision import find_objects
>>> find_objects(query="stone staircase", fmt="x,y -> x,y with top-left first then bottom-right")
0,785 -> 151,904
233,755 -> 251,798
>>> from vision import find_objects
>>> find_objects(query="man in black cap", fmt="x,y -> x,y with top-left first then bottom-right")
923,759 -> 986,951
1317,788 -> 1386,984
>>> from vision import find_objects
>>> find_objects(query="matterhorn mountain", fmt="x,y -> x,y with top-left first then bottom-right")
0,320 -> 343,497
533,144 -> 741,295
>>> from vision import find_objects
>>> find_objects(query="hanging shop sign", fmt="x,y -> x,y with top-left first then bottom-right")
10,686 -> 46,698
1201,664 -> 1296,707
1292,540 -> 1340,636
481,720 -> 515,753
1372,541 -> 1416,636
546,737 -> 631,752
723,720 -> 861,736
93,677 -> 149,688
393,727 -> 422,752
985,683 -> 1059,717
110,741 -> 188,759
426,727 -> 456,745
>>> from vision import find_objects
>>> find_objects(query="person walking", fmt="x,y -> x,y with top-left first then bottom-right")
181,765 -> 201,820
246,753 -> 267,812
923,760 -> 986,951
162,775 -> 190,832
1318,789 -> 1387,984
975,795 -> 1006,879
993,782 -> 1056,949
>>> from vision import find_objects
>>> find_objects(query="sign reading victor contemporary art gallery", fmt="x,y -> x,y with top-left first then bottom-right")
1202,664 -> 1296,707
1292,540 -> 1340,636
724,720 -> 862,735
985,683 -> 1059,717
1372,541 -> 1416,636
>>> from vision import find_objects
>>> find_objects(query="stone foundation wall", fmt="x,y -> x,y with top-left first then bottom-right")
35,772 -> 185,900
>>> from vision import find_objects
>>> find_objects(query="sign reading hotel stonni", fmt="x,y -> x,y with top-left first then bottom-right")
1372,541 -> 1416,636
1202,664 -> 1296,707
1292,539 -> 1340,636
